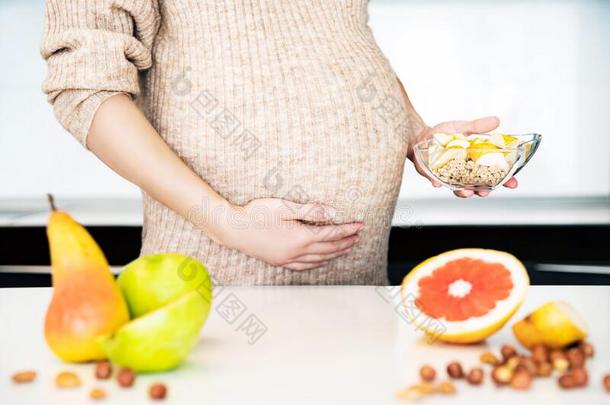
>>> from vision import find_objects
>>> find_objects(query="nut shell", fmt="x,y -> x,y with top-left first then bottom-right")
436,381 -> 456,395
90,388 -> 107,400
397,384 -> 435,401
55,371 -> 81,388
505,356 -> 520,370
12,371 -> 36,384
480,351 -> 500,366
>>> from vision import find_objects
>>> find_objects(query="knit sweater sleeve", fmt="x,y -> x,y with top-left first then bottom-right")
41,0 -> 159,148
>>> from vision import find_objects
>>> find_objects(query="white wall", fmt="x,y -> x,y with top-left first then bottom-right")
0,0 -> 138,199
370,0 -> 610,198
1,0 -> 609,199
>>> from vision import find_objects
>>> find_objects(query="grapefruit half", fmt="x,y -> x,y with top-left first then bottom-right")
400,249 -> 529,344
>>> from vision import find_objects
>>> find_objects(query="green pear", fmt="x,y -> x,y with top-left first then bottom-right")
118,253 -> 213,317
101,291 -> 209,372
104,253 -> 213,372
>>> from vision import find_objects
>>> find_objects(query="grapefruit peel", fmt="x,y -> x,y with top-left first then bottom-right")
400,249 -> 529,344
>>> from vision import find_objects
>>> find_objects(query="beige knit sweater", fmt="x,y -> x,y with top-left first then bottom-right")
41,0 -> 412,285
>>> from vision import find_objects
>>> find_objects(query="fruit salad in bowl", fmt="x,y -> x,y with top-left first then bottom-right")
414,133 -> 541,191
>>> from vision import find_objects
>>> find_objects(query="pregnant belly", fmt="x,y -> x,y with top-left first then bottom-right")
202,76 -> 407,219
153,52 -> 409,223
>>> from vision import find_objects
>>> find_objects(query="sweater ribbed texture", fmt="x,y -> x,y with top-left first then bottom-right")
41,0 -> 410,285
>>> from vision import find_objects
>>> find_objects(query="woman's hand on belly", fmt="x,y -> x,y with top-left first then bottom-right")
215,199 -> 363,270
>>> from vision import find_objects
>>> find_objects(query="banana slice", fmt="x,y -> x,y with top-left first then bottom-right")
431,148 -> 467,169
446,139 -> 470,149
488,133 -> 506,148
475,152 -> 508,168
432,132 -> 452,146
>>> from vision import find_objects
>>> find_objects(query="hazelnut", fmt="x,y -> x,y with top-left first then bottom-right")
55,371 -> 81,388
466,368 -> 484,385
566,348 -> 585,369
603,374 -> 610,392
95,360 -> 112,380
570,368 -> 588,386
149,383 -> 168,400
11,370 -> 36,383
517,357 -> 536,375
491,366 -> 512,385
535,361 -> 553,377
578,341 -> 594,358
117,367 -> 135,387
446,362 -> 464,379
549,349 -> 565,362
436,381 -> 456,395
514,364 -> 532,376
530,344 -> 549,363
419,365 -> 436,382
501,344 -> 517,361
557,368 -> 588,389
89,388 -> 107,400
558,373 -> 577,389
480,351 -> 500,366
511,370 -> 533,390
552,357 -> 569,373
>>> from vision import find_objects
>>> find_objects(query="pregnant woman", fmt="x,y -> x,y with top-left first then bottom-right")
41,1 -> 516,285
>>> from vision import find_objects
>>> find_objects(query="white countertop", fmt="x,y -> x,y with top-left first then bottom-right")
1,284 -> 609,405
1,196 -> 609,226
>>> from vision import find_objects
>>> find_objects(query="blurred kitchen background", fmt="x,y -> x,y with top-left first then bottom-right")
1,0 -> 609,286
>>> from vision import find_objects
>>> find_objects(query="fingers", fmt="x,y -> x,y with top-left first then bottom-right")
307,222 -> 364,242
453,116 -> 500,135
284,237 -> 358,270
455,189 -> 492,198
280,200 -> 335,222
453,189 -> 474,198
456,176 -> 517,198
503,177 -> 518,188
293,247 -> 352,263
284,261 -> 329,271
414,161 -> 442,187
305,235 -> 359,255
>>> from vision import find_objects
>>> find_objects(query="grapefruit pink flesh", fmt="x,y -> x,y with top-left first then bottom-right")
416,258 -> 514,322
400,249 -> 529,343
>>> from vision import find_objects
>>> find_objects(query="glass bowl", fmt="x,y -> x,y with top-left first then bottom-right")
413,133 -> 542,192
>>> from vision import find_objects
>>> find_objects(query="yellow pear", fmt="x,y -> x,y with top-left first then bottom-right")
44,195 -> 129,362
512,301 -> 588,349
